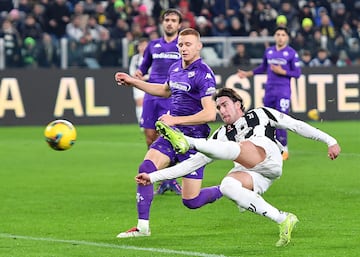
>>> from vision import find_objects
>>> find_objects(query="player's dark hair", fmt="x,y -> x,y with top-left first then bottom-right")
214,88 -> 245,112
274,26 -> 289,36
161,8 -> 183,23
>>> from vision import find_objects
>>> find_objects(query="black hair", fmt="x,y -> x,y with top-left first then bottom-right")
274,26 -> 289,36
214,88 -> 245,112
161,8 -> 183,23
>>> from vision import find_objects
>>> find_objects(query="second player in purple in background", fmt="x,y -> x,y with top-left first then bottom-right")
134,9 -> 183,195
238,26 -> 301,160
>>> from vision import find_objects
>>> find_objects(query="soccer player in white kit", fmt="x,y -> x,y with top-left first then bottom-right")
136,88 -> 341,247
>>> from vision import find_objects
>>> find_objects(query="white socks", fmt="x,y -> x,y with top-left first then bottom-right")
137,219 -> 149,232
220,177 -> 286,223
185,136 -> 241,161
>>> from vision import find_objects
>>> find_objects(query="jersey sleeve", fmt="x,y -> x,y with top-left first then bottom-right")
194,64 -> 217,98
285,50 -> 301,79
252,50 -> 268,75
149,153 -> 213,183
264,107 -> 338,146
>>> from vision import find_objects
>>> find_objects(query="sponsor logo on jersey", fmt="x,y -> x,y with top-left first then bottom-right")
152,52 -> 181,60
226,124 -> 234,132
169,81 -> 191,91
205,87 -> 216,95
268,58 -> 287,65
188,71 -> 195,78
205,72 -> 212,79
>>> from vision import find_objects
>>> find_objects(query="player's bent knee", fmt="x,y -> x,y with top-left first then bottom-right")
138,159 -> 157,174
219,176 -> 242,197
182,198 -> 202,209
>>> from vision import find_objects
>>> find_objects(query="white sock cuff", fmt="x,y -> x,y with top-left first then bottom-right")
137,219 -> 149,232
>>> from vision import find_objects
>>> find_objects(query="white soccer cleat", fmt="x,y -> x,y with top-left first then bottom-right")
116,227 -> 151,238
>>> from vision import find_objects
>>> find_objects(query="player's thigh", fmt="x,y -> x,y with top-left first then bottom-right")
144,148 -> 171,170
227,172 -> 253,191
144,128 -> 158,146
236,141 -> 266,168
181,178 -> 202,199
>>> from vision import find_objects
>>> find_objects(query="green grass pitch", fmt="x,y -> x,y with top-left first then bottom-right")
0,121 -> 359,257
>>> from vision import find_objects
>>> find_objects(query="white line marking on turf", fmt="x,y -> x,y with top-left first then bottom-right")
0,233 -> 227,257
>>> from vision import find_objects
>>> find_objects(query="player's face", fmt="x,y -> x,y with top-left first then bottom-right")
162,13 -> 181,37
216,96 -> 243,124
274,30 -> 289,48
177,34 -> 202,65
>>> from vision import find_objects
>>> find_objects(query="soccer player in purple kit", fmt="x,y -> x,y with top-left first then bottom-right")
134,8 -> 183,194
238,27 -> 301,160
114,28 -> 218,238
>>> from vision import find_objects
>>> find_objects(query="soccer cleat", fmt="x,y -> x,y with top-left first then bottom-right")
275,213 -> 299,247
155,121 -> 189,154
282,151 -> 289,161
116,227 -> 151,238
155,181 -> 169,195
168,180 -> 182,195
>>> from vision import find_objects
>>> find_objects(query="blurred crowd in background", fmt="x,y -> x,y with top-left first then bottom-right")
0,0 -> 359,69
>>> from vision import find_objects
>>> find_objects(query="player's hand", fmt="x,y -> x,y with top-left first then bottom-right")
237,69 -> 251,78
115,72 -> 132,86
134,70 -> 144,80
158,114 -> 177,126
135,173 -> 151,185
328,144 -> 341,160
270,64 -> 286,75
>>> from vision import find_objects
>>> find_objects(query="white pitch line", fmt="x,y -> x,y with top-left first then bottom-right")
0,233 -> 228,257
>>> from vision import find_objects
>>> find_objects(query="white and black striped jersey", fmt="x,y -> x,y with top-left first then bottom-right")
211,107 -> 337,147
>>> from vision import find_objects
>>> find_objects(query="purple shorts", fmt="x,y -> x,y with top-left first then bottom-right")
150,136 -> 205,179
140,97 -> 171,129
263,92 -> 290,114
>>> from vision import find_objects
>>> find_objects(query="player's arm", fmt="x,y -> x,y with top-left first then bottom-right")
238,52 -> 267,78
115,72 -> 171,97
136,153 -> 213,185
265,107 -> 341,159
159,95 -> 217,126
284,51 -> 301,78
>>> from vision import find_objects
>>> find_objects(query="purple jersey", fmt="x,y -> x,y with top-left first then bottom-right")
139,37 -> 181,100
166,58 -> 216,138
253,45 -> 301,96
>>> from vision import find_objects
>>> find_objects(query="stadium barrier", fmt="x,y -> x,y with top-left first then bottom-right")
0,66 -> 359,126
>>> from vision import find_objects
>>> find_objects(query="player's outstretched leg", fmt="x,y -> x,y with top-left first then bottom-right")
155,121 -> 189,154
275,213 -> 299,247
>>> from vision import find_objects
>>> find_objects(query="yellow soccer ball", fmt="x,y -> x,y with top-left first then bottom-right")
307,109 -> 320,121
44,119 -> 77,151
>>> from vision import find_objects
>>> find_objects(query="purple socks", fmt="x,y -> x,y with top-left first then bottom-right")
182,186 -> 223,209
137,160 -> 157,220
